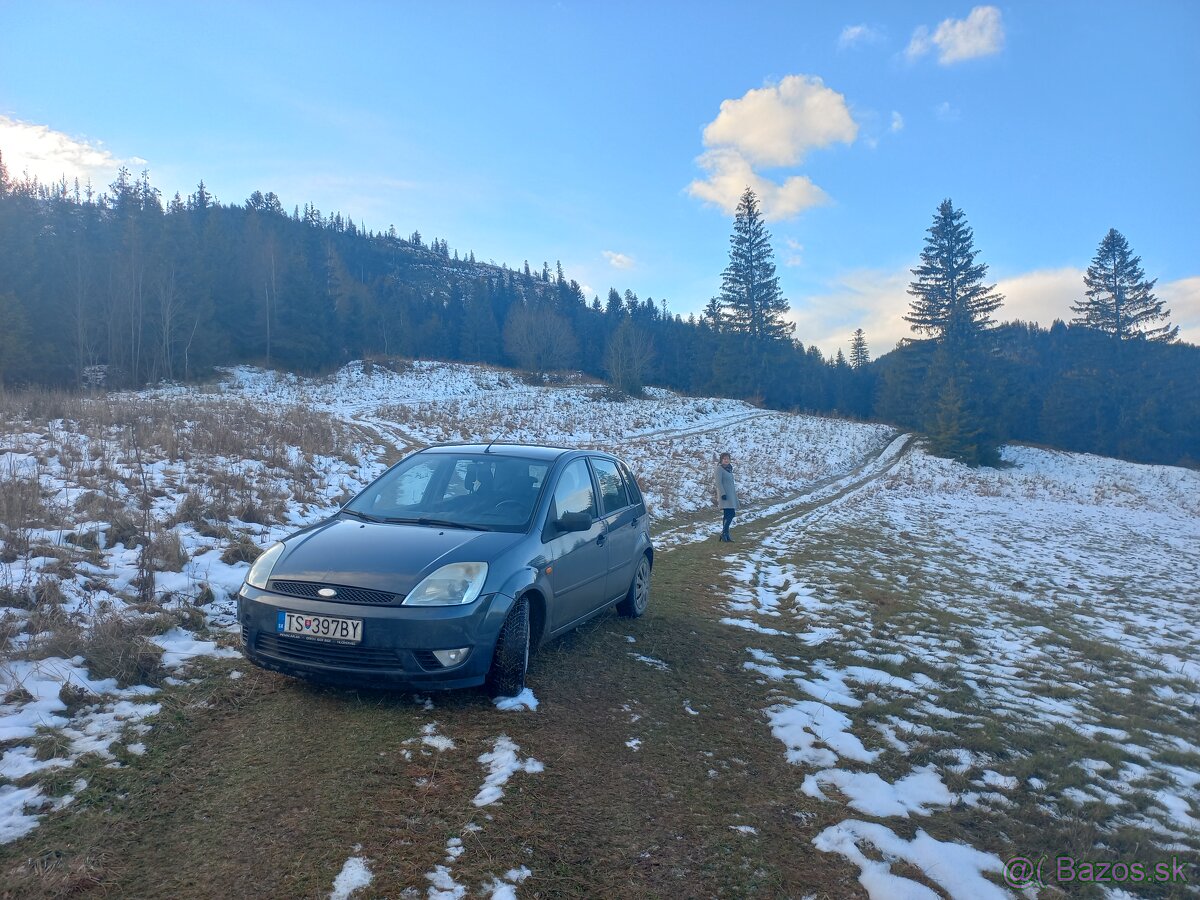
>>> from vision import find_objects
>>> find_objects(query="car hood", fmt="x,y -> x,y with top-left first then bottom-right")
270,517 -> 522,595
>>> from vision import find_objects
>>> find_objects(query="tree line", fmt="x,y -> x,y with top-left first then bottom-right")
0,155 -> 1195,468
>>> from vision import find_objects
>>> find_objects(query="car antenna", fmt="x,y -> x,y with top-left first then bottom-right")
484,438 -> 496,454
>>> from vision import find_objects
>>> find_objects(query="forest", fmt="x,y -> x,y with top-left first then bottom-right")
0,161 -> 1196,468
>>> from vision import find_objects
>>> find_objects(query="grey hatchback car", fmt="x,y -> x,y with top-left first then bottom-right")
238,444 -> 653,696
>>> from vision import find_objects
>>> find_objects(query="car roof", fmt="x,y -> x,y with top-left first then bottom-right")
420,443 -> 606,462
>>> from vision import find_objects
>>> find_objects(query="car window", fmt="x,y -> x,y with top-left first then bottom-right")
441,459 -> 475,500
618,461 -> 644,508
552,459 -> 596,520
591,458 -> 630,516
345,453 -> 548,532
388,460 -> 437,506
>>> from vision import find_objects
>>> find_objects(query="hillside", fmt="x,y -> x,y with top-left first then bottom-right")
2,179 -> 1197,469
0,361 -> 1197,897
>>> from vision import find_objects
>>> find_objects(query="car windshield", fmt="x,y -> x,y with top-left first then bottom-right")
343,452 -> 551,533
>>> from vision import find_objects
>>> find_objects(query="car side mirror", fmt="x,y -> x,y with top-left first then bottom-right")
556,511 -> 592,533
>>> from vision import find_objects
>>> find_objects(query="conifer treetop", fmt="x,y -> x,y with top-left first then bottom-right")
905,199 -> 1003,343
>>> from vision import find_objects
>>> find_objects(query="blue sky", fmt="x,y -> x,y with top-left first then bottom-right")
2,1 -> 1197,354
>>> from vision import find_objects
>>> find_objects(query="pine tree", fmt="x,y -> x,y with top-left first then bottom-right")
718,188 -> 793,341
905,199 -> 1003,344
849,328 -> 869,369
1071,229 -> 1177,342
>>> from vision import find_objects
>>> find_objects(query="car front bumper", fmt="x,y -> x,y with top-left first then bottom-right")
237,584 -> 512,689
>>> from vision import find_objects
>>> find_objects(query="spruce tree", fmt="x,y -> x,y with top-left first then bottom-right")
1071,228 -> 1177,342
718,188 -> 793,341
849,328 -> 869,369
905,199 -> 1003,344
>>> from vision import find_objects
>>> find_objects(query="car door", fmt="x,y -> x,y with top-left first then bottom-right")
543,458 -> 609,631
589,456 -> 640,603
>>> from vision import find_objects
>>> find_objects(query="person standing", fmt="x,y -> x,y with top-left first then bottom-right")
715,452 -> 738,542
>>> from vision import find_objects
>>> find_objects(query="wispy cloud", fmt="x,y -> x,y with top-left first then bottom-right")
790,264 -> 1200,358
1158,276 -> 1200,345
783,238 -> 805,267
0,115 -> 144,187
934,101 -> 961,122
906,6 -> 1004,65
688,75 -> 856,222
890,111 -> 905,133
602,250 -> 635,270
838,24 -> 882,50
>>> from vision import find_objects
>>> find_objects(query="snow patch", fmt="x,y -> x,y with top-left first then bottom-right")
474,735 -> 544,807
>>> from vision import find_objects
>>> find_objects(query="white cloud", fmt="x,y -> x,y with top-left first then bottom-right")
992,267 -> 1083,328
790,264 -> 1200,358
700,75 -> 857,168
687,148 -> 830,222
784,238 -> 805,268
788,267 -> 914,358
907,6 -> 1004,64
890,111 -> 905,133
602,250 -> 635,270
997,268 -> 1199,343
1159,276 -> 1200,345
0,116 -> 144,187
688,75 -> 855,222
839,24 -> 882,49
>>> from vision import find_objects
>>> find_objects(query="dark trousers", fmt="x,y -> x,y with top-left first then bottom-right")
721,507 -> 735,540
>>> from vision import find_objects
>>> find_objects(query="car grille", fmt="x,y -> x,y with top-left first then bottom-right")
254,633 -> 403,670
268,579 -> 400,605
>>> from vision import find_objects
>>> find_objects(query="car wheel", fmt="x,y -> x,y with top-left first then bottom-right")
617,555 -> 651,618
486,595 -> 530,698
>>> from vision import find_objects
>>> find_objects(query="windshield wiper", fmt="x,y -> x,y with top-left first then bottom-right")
341,508 -> 383,523
379,516 -> 492,531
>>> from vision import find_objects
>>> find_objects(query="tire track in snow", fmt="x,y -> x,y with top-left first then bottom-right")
653,433 -> 913,552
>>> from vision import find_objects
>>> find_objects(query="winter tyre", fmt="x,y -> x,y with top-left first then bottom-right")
617,555 -> 651,618
486,596 -> 530,697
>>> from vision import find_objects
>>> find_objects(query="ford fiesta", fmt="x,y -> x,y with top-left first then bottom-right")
237,444 -> 653,696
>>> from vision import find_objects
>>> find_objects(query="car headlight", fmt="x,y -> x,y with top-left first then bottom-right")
245,542 -> 285,590
404,562 -> 488,606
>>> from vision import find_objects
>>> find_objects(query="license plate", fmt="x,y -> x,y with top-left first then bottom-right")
277,610 -> 363,643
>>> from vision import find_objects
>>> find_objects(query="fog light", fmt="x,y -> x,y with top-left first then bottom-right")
432,647 -> 470,667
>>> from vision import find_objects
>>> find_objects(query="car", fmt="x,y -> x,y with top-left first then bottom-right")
237,443 -> 653,696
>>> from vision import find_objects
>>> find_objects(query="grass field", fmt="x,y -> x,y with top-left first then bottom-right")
1,362 -> 1197,898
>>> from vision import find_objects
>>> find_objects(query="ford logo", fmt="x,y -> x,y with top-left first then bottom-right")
317,588 -> 338,598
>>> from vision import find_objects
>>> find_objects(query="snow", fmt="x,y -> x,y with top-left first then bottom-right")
493,688 -> 539,711
0,785 -> 45,844
419,723 -> 456,753
2,357 -> 1197,880
150,627 -> 241,668
801,767 -> 953,818
473,735 -> 544,807
813,820 -> 1009,900
713,433 -> 1200,885
329,853 -> 373,900
630,653 -> 669,671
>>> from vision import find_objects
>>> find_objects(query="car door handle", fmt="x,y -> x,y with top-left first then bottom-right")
596,533 -> 607,547
629,515 -> 640,527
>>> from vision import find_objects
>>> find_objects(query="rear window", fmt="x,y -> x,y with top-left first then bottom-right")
619,461 -> 644,508
591,457 -> 631,516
